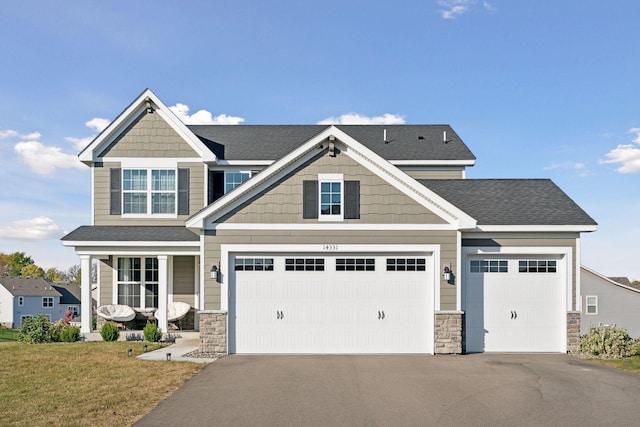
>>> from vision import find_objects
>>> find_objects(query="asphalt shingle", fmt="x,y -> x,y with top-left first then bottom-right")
61,226 -> 199,242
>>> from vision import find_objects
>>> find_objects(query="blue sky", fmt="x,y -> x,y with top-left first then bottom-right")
0,1 -> 638,279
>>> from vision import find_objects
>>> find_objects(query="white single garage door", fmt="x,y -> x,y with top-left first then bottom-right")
464,255 -> 566,353
228,253 -> 433,354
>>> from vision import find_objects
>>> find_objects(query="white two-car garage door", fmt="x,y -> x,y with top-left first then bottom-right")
228,252 -> 434,354
464,255 -> 566,353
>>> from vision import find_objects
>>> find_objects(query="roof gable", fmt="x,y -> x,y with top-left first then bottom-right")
582,266 -> 640,294
79,89 -> 215,164
186,126 -> 477,229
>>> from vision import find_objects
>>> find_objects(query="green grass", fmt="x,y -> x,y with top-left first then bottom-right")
0,341 -> 205,426
0,328 -> 19,342
595,355 -> 640,374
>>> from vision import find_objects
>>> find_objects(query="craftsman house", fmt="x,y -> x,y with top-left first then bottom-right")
62,89 -> 596,354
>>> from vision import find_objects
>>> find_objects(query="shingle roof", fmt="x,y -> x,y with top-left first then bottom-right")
187,124 -> 476,162
61,226 -> 200,242
0,277 -> 62,297
608,277 -> 632,287
419,179 -> 597,226
52,283 -> 81,305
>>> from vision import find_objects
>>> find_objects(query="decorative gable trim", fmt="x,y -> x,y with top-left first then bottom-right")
186,126 -> 477,230
78,88 -> 216,164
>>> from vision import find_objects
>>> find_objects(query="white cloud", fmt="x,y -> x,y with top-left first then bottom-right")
85,117 -> 111,133
438,0 -> 494,19
14,140 -> 84,175
0,128 -> 41,140
601,128 -> 640,173
0,216 -> 63,241
316,113 -> 406,125
438,0 -> 474,19
169,103 -> 245,125
543,161 -> 589,176
66,136 -> 95,150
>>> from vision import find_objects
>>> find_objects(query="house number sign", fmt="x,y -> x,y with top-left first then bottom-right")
322,244 -> 339,251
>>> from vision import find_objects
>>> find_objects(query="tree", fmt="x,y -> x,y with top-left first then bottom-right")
0,253 -> 10,276
66,264 -> 81,285
4,252 -> 34,276
45,267 -> 66,282
20,264 -> 45,278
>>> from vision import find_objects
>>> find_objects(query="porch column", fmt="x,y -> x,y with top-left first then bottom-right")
80,255 -> 91,333
157,255 -> 168,332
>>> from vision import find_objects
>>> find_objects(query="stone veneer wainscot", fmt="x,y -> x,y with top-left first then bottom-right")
199,310 -> 228,355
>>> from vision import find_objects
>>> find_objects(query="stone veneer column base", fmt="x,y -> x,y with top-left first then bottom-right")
434,311 -> 463,354
199,310 -> 228,355
567,311 -> 581,353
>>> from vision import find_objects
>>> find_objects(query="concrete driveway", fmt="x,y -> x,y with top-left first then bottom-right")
135,354 -> 640,426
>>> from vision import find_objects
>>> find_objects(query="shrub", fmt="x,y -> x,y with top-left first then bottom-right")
18,313 -> 51,343
143,321 -> 162,343
60,325 -> 81,342
49,320 -> 66,342
100,322 -> 120,342
580,325 -> 639,359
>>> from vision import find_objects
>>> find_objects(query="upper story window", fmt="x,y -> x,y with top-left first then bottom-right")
319,174 -> 343,221
42,297 -> 54,308
225,171 -> 251,193
110,167 -> 189,217
123,169 -> 176,215
302,175 -> 360,221
18,296 -> 24,306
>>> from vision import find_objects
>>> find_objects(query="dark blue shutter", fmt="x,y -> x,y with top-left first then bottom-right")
303,180 -> 318,219
110,168 -> 121,215
178,168 -> 190,215
344,180 -> 360,219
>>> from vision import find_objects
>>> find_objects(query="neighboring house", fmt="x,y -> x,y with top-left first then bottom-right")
62,89 -> 597,354
580,266 -> 640,338
51,283 -> 83,319
0,277 -> 63,328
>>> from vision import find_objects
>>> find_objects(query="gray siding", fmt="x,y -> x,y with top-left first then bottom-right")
99,258 -> 113,306
99,111 -> 198,158
221,150 -> 448,225
173,256 -> 195,305
403,169 -> 464,180
581,268 -> 640,338
94,162 -> 205,225
204,229 -> 458,311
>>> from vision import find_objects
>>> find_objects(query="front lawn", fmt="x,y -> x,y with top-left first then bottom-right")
0,341 -> 204,426
0,327 -> 19,342
595,356 -> 640,375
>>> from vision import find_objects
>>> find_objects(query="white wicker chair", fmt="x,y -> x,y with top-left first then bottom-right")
96,304 -> 136,322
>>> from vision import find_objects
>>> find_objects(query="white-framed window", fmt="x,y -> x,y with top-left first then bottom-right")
21,315 -> 32,325
586,296 -> 598,315
336,258 -> 375,271
470,259 -> 508,273
116,257 -> 159,309
387,258 -> 427,272
285,258 -> 325,271
319,173 -> 343,221
225,171 -> 251,193
67,306 -> 79,317
234,258 -> 274,271
18,296 -> 24,306
42,297 -> 54,308
122,169 -> 176,215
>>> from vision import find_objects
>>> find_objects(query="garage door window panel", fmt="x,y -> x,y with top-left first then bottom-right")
336,258 -> 375,271
470,259 -> 508,273
519,260 -> 557,273
235,258 -> 274,271
285,258 -> 324,271
387,258 -> 426,271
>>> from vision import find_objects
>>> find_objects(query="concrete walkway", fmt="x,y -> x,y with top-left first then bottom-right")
136,337 -> 217,364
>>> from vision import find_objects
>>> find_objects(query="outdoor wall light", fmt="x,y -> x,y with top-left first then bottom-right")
210,264 -> 221,282
443,265 -> 454,284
